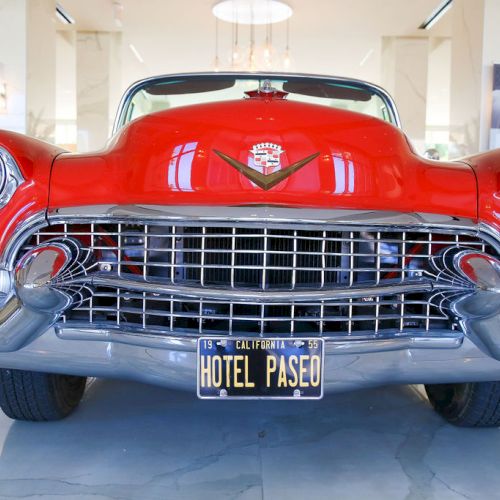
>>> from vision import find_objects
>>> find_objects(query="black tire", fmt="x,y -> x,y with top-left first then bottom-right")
425,382 -> 500,427
0,368 -> 86,421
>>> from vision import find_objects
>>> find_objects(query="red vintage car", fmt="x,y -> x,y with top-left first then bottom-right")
0,72 -> 499,426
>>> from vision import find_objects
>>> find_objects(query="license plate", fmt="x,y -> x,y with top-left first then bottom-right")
197,337 -> 324,399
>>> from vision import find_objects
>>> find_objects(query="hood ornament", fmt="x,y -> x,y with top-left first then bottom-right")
244,80 -> 289,100
214,145 -> 319,191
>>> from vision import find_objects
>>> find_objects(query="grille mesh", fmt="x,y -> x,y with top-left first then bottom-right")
22,221 -> 494,338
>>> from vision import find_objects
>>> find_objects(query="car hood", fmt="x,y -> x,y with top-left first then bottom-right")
49,98 -> 477,219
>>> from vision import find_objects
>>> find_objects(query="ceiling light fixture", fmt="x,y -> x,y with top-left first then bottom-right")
129,44 -> 144,64
359,48 -> 374,67
55,3 -> 75,25
419,0 -> 453,30
212,0 -> 293,72
213,0 -> 293,25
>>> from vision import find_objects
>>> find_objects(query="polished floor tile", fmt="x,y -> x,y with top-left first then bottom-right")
0,380 -> 498,499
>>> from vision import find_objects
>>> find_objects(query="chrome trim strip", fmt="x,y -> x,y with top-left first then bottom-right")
46,208 -> 500,262
47,205 -> 479,231
480,222 -> 500,246
324,333 -> 463,353
71,272 -> 450,303
112,71 -> 402,134
0,147 -> 25,209
0,210 -> 47,270
46,206 -> 500,258
55,323 -> 462,354
57,324 -> 197,352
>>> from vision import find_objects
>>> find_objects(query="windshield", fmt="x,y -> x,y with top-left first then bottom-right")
115,74 -> 399,131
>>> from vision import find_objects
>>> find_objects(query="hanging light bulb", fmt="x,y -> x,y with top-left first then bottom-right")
249,50 -> 256,71
263,21 -> 272,68
231,22 -> 240,68
283,17 -> 291,70
214,18 -> 221,71
214,56 -> 221,72
248,16 -> 256,71
231,48 -> 240,69
283,48 -> 291,69
263,47 -> 273,69
264,6 -> 270,57
248,39 -> 257,72
263,51 -> 272,69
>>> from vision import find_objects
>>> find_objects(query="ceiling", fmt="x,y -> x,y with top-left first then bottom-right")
59,0 -> 452,36
57,0 -> 453,92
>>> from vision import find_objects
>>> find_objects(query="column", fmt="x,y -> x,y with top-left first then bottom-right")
0,0 -> 56,139
26,0 -> 57,143
76,32 -> 122,152
381,37 -> 429,153
0,0 -> 27,134
426,38 -> 452,157
449,0 -> 500,156
479,0 -> 500,151
55,31 -> 77,151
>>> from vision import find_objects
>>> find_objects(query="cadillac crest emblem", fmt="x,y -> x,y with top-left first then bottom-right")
250,143 -> 284,175
213,146 -> 319,191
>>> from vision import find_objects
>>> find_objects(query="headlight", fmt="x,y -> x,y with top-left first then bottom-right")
0,147 -> 24,208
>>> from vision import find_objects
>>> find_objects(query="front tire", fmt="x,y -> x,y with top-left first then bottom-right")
425,382 -> 500,427
0,368 -> 86,421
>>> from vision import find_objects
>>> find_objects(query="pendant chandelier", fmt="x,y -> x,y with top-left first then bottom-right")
212,0 -> 293,72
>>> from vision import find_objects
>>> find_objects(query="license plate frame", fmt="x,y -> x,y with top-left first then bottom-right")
197,337 -> 325,400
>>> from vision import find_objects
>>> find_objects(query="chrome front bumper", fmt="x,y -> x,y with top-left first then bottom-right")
0,326 -> 500,393
1,206 -> 500,392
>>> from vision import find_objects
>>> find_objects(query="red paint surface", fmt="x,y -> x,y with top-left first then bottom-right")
0,131 -> 63,258
459,150 -> 500,232
4,97 -> 500,264
49,99 -> 477,218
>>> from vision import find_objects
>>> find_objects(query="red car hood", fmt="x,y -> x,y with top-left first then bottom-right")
49,98 -> 477,219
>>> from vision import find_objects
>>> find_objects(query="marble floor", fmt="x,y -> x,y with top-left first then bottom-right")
0,380 -> 498,500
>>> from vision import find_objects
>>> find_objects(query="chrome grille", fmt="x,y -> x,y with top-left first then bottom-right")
23,220 -> 495,338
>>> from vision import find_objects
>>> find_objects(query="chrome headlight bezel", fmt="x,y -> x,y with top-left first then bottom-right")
0,147 -> 24,208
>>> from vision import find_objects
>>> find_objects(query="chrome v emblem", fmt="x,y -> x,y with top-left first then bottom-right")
213,150 -> 320,191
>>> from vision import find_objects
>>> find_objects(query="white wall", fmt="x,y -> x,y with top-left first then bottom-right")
0,0 -> 27,134
0,0 -> 483,156
117,0 -> 451,95
426,38 -> 451,153
480,0 -> 500,151
381,37 -> 429,151
55,31 -> 76,149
